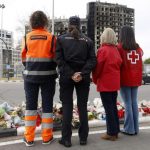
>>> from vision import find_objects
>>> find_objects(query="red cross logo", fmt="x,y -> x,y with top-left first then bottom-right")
127,50 -> 139,64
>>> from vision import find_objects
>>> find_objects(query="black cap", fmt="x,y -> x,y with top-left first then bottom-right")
69,16 -> 80,28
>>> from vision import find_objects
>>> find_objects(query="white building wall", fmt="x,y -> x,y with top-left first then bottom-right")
0,29 -> 14,78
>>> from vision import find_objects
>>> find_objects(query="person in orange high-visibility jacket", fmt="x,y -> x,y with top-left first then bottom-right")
21,11 -> 57,147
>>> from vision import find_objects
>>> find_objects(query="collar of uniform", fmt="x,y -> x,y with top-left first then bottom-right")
32,28 -> 47,32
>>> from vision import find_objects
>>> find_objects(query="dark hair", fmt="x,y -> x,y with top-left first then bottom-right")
68,25 -> 80,39
30,11 -> 48,29
69,16 -> 80,28
119,25 -> 139,50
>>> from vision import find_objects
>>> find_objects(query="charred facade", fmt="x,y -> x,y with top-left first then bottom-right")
87,1 -> 134,49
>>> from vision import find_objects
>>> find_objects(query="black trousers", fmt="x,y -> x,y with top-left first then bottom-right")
59,76 -> 90,141
24,79 -> 56,113
100,91 -> 120,136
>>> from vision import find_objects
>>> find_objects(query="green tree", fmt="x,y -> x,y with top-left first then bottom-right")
144,58 -> 150,64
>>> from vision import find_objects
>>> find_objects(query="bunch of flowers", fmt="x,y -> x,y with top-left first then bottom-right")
117,102 -> 125,119
0,102 -> 25,128
139,100 -> 150,116
2,98 -> 150,129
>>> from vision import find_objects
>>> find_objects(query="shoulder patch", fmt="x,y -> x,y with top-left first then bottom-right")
30,35 -> 47,40
64,37 -> 74,40
79,37 -> 88,42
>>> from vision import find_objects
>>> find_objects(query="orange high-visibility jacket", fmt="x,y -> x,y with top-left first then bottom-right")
21,28 -> 57,82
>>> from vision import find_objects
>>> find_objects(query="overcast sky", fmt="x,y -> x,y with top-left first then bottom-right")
0,0 -> 150,59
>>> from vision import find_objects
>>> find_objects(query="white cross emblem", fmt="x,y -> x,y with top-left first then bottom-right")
127,50 -> 140,64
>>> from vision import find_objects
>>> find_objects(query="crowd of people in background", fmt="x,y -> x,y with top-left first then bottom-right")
21,10 -> 143,147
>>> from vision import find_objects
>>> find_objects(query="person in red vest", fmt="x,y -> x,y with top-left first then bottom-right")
117,26 -> 143,135
21,11 -> 57,147
92,28 -> 122,141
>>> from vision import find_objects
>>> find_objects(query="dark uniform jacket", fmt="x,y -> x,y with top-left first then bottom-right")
56,32 -> 96,80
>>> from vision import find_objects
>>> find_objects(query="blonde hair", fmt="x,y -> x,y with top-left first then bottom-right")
100,28 -> 117,45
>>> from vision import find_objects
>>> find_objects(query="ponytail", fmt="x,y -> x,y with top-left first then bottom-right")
68,25 -> 80,39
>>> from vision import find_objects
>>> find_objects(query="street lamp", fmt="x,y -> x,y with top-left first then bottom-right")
0,4 -> 9,80
0,4 -> 5,30
52,0 -> 54,34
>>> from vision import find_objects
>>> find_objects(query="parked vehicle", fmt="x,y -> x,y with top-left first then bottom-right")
142,64 -> 150,84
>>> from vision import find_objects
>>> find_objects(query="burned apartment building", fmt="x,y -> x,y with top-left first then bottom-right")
87,1 -> 134,50
25,18 -> 88,36
49,18 -> 88,36
24,1 -> 134,51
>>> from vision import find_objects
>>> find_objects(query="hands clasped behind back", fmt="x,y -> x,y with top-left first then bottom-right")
72,72 -> 82,82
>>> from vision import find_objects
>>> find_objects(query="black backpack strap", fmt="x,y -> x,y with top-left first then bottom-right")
51,35 -> 55,53
24,34 -> 28,51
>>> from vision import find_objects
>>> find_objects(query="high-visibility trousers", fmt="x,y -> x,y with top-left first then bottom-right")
24,110 -> 53,142
41,113 -> 53,142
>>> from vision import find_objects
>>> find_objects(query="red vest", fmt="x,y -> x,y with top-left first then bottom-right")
117,43 -> 143,87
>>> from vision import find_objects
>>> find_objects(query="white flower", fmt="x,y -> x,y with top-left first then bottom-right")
93,98 -> 102,108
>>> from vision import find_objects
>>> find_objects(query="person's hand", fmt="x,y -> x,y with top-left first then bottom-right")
75,73 -> 82,82
72,72 -> 82,82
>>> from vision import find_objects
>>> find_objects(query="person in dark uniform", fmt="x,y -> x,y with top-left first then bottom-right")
56,16 -> 96,147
